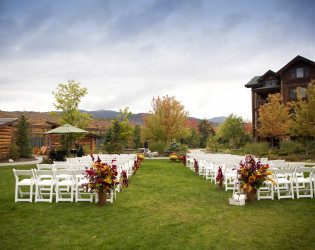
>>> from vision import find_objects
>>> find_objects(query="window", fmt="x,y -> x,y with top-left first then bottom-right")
289,87 -> 307,99
265,80 -> 278,87
290,67 -> 310,78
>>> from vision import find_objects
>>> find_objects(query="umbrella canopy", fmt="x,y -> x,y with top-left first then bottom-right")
45,124 -> 88,134
45,124 -> 88,158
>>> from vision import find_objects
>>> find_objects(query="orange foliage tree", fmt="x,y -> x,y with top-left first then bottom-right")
143,95 -> 190,143
256,93 -> 291,148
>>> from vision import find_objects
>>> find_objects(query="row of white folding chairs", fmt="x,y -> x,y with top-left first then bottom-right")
13,168 -> 121,203
242,167 -> 315,200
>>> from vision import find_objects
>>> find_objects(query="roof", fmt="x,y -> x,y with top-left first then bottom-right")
257,70 -> 277,82
0,118 -> 19,129
245,76 -> 261,88
252,85 -> 281,92
277,55 -> 315,75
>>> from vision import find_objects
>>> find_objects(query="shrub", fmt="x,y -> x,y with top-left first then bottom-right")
9,143 -> 20,160
83,145 -> 91,155
280,140 -> 305,154
149,142 -> 166,154
41,157 -> 53,164
105,143 -> 124,154
165,141 -> 181,154
244,142 -> 270,157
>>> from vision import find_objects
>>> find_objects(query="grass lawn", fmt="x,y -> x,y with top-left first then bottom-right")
1,160 -> 315,249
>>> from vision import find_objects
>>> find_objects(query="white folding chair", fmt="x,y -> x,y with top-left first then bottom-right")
34,169 -> 55,203
294,167 -> 314,199
73,169 -> 93,202
274,168 -> 294,199
224,164 -> 238,191
13,169 -> 35,202
257,170 -> 275,200
54,169 -> 74,202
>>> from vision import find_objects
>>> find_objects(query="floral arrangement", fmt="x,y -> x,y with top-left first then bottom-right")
216,166 -> 224,190
83,156 -> 119,195
169,153 -> 179,162
137,154 -> 145,161
120,170 -> 130,190
237,155 -> 276,194
193,159 -> 199,173
178,155 -> 186,166
133,155 -> 142,175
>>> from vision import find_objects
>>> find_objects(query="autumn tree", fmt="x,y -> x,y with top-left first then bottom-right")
198,119 -> 215,148
217,114 -> 246,149
289,81 -> 315,154
143,95 -> 190,143
256,93 -> 291,148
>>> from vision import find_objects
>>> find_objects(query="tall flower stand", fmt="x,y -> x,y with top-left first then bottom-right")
98,190 -> 107,206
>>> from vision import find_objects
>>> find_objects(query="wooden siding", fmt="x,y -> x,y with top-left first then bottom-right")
0,125 -> 15,158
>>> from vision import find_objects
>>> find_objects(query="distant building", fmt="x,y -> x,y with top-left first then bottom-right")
245,55 -> 315,142
0,118 -> 19,158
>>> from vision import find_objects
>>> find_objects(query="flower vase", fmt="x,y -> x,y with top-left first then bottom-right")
246,190 -> 256,203
98,190 -> 107,206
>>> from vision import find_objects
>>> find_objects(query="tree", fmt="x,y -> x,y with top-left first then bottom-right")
143,95 -> 190,143
15,115 -> 32,158
289,81 -> 315,154
51,80 -> 94,128
256,93 -> 291,148
117,107 -> 134,148
133,125 -> 142,149
217,114 -> 246,149
186,127 -> 200,148
50,80 -> 94,151
197,119 -> 215,148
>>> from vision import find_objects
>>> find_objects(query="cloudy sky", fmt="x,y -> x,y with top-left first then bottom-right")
0,0 -> 314,120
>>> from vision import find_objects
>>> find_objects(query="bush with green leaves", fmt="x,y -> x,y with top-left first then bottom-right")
9,143 -> 20,160
105,143 -> 124,154
165,141 -> 181,154
244,142 -> 270,157
149,142 -> 166,154
280,140 -> 305,154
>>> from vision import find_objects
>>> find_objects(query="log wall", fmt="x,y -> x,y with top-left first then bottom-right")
0,126 -> 15,158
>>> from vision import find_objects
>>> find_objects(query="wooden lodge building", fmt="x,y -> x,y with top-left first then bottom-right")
0,118 -> 19,159
0,118 -> 101,159
245,55 -> 315,142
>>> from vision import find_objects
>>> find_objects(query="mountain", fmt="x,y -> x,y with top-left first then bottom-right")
208,116 -> 227,124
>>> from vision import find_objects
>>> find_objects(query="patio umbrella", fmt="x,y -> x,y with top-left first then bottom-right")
45,124 -> 88,156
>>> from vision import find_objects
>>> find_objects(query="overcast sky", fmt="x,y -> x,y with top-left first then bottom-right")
0,0 -> 314,120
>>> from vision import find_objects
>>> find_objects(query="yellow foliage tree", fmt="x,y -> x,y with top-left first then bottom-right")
143,95 -> 190,143
289,81 -> 315,155
256,93 -> 291,148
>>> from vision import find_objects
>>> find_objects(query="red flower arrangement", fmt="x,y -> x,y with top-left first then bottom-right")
216,167 -> 224,190
83,155 -> 119,195
178,155 -> 187,166
120,170 -> 130,189
193,159 -> 199,173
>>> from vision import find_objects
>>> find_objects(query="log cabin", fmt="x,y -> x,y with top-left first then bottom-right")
245,55 -> 315,142
0,118 -> 19,159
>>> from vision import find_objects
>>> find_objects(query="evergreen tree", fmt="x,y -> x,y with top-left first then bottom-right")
15,115 -> 32,158
133,125 -> 142,148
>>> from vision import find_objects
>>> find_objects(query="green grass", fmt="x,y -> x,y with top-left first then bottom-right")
1,160 -> 315,249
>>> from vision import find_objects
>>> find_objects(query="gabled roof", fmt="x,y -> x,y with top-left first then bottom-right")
257,70 -> 278,82
277,55 -> 315,75
245,76 -> 261,88
0,118 -> 19,129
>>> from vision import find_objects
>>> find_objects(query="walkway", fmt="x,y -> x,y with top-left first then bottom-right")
0,156 -> 43,166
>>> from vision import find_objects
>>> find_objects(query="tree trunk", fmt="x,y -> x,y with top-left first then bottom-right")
305,136 -> 309,156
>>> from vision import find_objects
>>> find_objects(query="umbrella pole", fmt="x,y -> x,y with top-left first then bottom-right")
67,133 -> 69,157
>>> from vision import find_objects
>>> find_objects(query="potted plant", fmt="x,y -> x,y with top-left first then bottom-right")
83,156 -> 119,206
237,155 -> 276,203
169,153 -> 178,163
